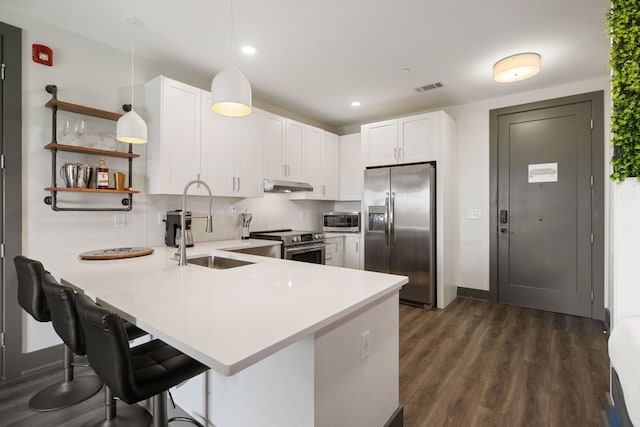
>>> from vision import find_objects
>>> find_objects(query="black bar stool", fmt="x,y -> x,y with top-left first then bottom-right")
75,293 -> 209,427
41,272 -> 152,426
13,255 -> 102,411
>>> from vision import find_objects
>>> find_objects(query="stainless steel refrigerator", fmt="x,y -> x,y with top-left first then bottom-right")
364,163 -> 436,307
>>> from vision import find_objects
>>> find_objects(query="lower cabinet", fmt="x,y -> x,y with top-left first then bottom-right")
325,237 -> 344,267
325,235 -> 361,269
343,235 -> 362,270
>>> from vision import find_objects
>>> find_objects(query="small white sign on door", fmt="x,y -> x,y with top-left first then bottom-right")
528,162 -> 558,183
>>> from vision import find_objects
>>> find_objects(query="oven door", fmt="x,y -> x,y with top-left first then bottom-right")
283,243 -> 326,265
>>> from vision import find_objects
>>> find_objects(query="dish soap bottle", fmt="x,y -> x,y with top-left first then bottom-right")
96,157 -> 110,189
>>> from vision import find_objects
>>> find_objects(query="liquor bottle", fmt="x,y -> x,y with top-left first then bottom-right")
96,157 -> 110,189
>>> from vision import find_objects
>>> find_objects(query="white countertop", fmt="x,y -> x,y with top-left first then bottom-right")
40,239 -> 406,376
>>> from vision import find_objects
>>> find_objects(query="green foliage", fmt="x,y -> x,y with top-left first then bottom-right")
609,0 -> 640,180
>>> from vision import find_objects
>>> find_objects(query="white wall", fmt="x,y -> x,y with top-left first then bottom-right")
445,76 -> 611,296
610,179 -> 640,327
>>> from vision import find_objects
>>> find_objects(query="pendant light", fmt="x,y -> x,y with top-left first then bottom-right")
211,0 -> 252,117
116,16 -> 148,144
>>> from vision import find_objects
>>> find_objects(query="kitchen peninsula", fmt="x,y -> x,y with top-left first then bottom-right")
39,239 -> 406,427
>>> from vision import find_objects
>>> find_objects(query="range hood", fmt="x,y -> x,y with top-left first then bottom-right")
263,179 -> 313,193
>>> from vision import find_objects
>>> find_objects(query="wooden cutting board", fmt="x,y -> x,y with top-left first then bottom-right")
79,247 -> 154,260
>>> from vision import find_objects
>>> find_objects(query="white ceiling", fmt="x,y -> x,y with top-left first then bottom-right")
1,0 -> 610,131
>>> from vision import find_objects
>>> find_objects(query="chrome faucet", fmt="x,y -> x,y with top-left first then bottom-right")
178,178 -> 213,266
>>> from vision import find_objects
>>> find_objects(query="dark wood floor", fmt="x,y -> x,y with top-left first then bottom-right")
400,297 -> 610,427
0,297 -> 610,426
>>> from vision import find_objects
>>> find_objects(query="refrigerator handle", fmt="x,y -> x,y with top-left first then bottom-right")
390,192 -> 396,244
385,192 -> 390,245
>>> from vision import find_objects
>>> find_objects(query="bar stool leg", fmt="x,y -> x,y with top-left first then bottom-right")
82,386 -> 151,427
29,345 -> 103,411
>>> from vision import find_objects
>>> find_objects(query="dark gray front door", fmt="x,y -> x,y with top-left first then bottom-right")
494,97 -> 600,317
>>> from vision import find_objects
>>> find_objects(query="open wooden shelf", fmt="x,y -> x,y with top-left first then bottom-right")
45,143 -> 140,159
45,187 -> 140,194
44,85 -> 137,211
45,99 -> 123,121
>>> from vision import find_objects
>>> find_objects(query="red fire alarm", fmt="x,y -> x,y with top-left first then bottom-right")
32,44 -> 53,66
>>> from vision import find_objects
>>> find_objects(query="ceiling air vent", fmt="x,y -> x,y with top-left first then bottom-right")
414,82 -> 444,93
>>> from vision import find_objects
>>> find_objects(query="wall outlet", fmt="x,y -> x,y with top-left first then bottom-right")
114,213 -> 126,228
361,330 -> 370,360
157,212 -> 164,226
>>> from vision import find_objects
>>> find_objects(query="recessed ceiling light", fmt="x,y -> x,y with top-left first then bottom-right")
401,68 -> 411,73
351,101 -> 361,107
241,46 -> 257,55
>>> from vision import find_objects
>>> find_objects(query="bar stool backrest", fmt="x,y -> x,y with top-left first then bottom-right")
75,293 -> 138,402
14,256 -> 50,322
41,273 -> 86,356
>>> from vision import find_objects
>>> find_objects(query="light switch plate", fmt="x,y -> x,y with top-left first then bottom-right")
467,209 -> 481,220
114,213 -> 126,228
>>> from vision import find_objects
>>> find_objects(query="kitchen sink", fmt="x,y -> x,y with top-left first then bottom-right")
188,255 -> 254,269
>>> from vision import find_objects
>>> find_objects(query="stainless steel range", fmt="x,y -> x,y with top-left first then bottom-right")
250,229 -> 326,264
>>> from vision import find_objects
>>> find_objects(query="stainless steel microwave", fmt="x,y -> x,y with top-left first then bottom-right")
323,211 -> 361,233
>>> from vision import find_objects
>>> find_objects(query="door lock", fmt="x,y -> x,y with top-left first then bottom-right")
499,210 -> 508,224
500,227 -> 508,233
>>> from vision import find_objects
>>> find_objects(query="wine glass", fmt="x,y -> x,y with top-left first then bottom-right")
58,119 -> 71,144
73,119 -> 86,145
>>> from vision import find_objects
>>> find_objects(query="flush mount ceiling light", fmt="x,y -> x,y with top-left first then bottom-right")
493,53 -> 541,83
351,101 -> 361,107
116,16 -> 147,144
211,0 -> 252,117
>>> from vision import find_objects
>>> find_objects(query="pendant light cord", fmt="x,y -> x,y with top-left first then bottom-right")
130,19 -> 135,107
230,0 -> 234,67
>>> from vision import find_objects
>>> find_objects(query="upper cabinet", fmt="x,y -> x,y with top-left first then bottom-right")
361,112 -> 442,167
146,76 -> 263,197
338,133 -> 362,201
146,76 -> 202,195
322,132 -> 339,199
264,114 -> 304,182
201,91 -> 264,197
291,125 -> 339,200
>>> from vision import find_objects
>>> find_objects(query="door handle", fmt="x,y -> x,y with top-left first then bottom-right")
500,227 -> 508,233
393,148 -> 397,160
232,177 -> 236,191
237,177 -> 240,191
390,192 -> 396,244
385,192 -> 390,245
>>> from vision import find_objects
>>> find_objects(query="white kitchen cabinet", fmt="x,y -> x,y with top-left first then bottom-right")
264,114 -> 304,182
300,127 -> 339,200
285,119 -> 304,181
201,91 -> 264,197
339,133 -> 362,200
322,132 -> 339,199
361,119 -> 397,167
303,125 -> 324,197
361,112 -> 440,167
146,75 -> 202,194
343,235 -> 362,270
234,110 -> 265,197
264,113 -> 286,179
201,90 -> 234,195
325,237 -> 344,267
